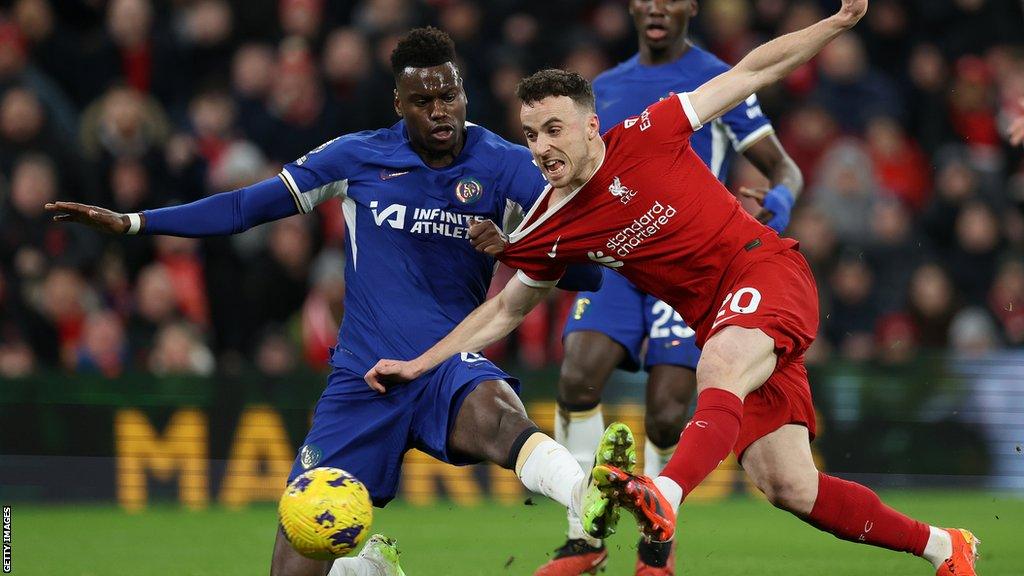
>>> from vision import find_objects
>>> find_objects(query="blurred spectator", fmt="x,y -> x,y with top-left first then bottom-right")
75,309 -> 127,377
31,266 -> 94,367
280,0 -> 323,41
256,329 -> 298,376
949,307 -> 1001,356
78,0 -> 189,112
250,38 -> 344,164
704,0 -> 758,65
988,258 -> 1024,345
0,154 -> 100,272
905,263 -> 960,349
153,234 -> 209,327
921,148 -> 981,249
243,217 -> 315,350
865,115 -> 930,211
946,201 -> 1004,306
906,43 -> 954,154
948,56 -> 1000,151
177,0 -> 235,85
0,86 -> 82,192
148,321 -> 215,376
777,104 -> 839,187
0,17 -> 77,140
301,249 -> 345,368
824,253 -> 877,361
812,32 -> 902,132
811,139 -> 882,244
126,263 -> 180,366
865,198 -> 920,313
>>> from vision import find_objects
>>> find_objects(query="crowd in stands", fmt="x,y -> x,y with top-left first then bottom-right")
0,0 -> 1022,378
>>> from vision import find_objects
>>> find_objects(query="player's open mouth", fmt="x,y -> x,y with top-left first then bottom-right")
543,159 -> 566,178
645,24 -> 668,41
431,126 -> 455,141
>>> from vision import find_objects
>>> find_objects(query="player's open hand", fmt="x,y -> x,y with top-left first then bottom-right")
469,218 -> 509,256
835,0 -> 868,28
364,359 -> 423,393
1009,98 -> 1024,147
44,201 -> 131,234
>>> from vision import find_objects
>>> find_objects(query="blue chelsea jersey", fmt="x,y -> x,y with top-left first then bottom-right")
594,45 -> 774,181
279,121 -> 546,375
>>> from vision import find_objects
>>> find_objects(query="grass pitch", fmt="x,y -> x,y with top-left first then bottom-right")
8,491 -> 1022,575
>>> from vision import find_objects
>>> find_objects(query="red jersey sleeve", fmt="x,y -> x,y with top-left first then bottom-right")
622,92 -> 704,148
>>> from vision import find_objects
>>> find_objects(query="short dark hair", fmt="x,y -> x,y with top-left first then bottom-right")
390,27 -> 457,77
515,69 -> 595,111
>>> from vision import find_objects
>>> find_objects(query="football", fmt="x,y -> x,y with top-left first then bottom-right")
278,467 -> 374,560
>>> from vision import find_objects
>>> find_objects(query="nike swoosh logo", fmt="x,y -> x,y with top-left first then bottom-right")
547,236 -> 561,258
380,170 -> 411,180
711,314 -> 741,330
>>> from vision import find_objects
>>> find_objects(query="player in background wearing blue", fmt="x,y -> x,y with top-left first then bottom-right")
542,1 -> 803,575
47,28 -> 617,576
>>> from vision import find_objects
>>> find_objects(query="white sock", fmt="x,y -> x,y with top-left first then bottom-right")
329,557 -> 385,576
922,526 -> 952,569
654,476 -> 684,512
555,404 -> 604,546
644,440 -> 676,477
555,403 -> 604,473
517,436 -> 587,513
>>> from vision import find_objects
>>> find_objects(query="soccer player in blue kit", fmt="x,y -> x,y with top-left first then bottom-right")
47,28 -> 621,576
544,1 -> 803,574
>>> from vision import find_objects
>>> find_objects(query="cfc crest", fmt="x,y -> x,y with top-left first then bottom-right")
300,444 -> 323,469
454,178 -> 483,204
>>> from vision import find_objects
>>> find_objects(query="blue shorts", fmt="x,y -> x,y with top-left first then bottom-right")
563,269 -> 700,372
288,353 -> 518,507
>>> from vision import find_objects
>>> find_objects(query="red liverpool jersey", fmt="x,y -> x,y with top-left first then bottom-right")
501,93 -> 799,333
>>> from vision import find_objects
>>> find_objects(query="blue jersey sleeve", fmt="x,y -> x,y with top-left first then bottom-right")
278,135 -> 357,213
142,176 -> 298,237
719,93 -> 774,153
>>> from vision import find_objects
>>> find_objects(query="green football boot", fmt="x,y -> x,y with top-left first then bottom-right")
580,422 -> 637,539
355,534 -> 406,576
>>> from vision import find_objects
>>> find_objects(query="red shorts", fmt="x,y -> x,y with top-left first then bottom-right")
695,247 -> 820,457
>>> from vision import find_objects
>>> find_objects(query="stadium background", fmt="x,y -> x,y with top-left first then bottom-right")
0,0 -> 1022,574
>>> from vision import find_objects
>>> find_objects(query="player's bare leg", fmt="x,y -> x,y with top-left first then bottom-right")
592,326 -> 776,542
635,365 -> 695,575
742,424 -> 980,575
272,528 -> 331,576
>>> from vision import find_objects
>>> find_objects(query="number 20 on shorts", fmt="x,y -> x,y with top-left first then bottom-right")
714,287 -> 762,325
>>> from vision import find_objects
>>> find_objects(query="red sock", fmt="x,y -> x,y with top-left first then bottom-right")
659,388 -> 743,497
808,473 -> 930,555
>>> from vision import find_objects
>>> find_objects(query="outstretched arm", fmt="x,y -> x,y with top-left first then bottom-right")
44,176 -> 301,237
364,274 -> 550,392
687,0 -> 867,127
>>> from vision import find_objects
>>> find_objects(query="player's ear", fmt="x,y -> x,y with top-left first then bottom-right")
393,89 -> 403,118
588,113 -> 600,139
689,0 -> 699,18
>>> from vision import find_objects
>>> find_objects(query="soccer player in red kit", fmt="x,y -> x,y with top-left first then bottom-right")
366,1 -> 980,573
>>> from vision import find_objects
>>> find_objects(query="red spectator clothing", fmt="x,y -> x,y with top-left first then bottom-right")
870,140 -> 931,211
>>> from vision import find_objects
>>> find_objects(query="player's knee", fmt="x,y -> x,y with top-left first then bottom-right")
644,408 -> 685,448
755,471 -> 816,515
557,361 -> 602,408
